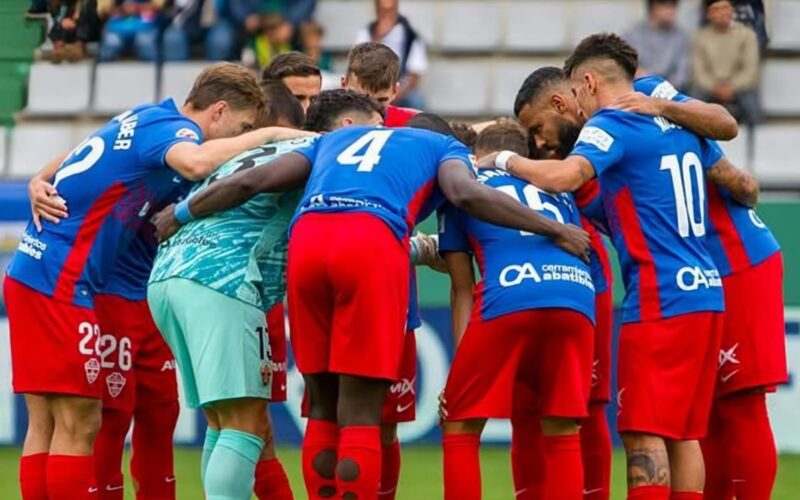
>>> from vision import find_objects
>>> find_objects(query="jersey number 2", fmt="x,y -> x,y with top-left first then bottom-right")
53,136 -> 106,189
337,130 -> 393,172
660,152 -> 705,238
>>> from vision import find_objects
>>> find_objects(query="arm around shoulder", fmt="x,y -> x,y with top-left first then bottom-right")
707,157 -> 759,207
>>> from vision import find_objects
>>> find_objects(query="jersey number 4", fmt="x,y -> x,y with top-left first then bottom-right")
660,152 -> 705,238
337,130 -> 394,172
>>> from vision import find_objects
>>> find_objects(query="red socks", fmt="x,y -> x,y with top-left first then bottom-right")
130,400 -> 180,498
670,493 -> 703,500
254,457 -> 295,500
378,439 -> 401,500
20,453 -> 48,500
581,403 -> 612,500
302,419 -> 339,500
702,393 -> 776,500
510,417 -> 545,499
47,455 -> 94,499
542,434 -> 583,500
93,408 -> 132,498
628,485 -> 670,499
442,433 -> 481,500
337,426 -> 381,499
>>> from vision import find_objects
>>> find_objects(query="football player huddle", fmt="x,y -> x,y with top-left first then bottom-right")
3,31 -> 786,500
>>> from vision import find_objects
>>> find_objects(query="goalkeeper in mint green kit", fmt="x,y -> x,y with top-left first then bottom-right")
148,90 -> 311,499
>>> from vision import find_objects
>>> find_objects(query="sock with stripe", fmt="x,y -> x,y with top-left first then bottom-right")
19,453 -> 48,500
542,434 -> 583,500
301,419 -> 339,500
201,427 -> 221,489
336,426 -> 382,500
47,454 -> 94,499
254,457 -> 294,500
204,429 -> 264,500
581,403 -> 612,500
378,439 -> 401,500
442,433 -> 481,500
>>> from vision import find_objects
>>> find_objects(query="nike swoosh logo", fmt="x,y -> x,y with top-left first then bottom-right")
396,402 -> 414,413
721,369 -> 740,383
165,476 -> 177,483
88,487 -> 99,493
105,485 -> 124,491
583,488 -> 603,495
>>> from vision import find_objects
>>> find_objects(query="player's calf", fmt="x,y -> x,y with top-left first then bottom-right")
49,395 -> 102,455
93,407 -> 133,498
621,433 -> 670,498
442,419 -> 485,500
130,400 -> 180,499
22,394 -> 53,456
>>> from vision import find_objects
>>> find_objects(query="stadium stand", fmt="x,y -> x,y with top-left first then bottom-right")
93,62 -> 158,115
25,62 -> 93,115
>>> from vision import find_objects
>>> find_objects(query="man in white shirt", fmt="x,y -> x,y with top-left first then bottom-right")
355,0 -> 428,109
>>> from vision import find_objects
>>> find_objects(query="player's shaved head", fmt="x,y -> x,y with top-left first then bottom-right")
304,89 -> 383,132
474,120 -> 529,158
513,67 -> 569,118
406,113 -> 458,138
563,33 -> 638,82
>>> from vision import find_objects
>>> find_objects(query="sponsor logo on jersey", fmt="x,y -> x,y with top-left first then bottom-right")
161,359 -> 177,372
500,263 -> 542,287
749,209 -> 767,229
106,371 -> 126,398
675,266 -> 722,291
175,128 -> 200,141
577,126 -> 614,152
650,81 -> 679,101
85,358 -> 100,384
499,262 -> 594,290
17,232 -> 47,260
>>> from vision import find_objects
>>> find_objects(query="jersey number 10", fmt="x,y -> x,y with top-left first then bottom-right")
660,152 -> 706,238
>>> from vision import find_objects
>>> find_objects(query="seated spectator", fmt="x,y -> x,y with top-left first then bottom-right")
355,0 -> 427,110
692,0 -> 761,124
98,0 -> 163,61
298,20 -> 331,72
48,0 -> 88,62
27,0 -> 49,18
700,0 -> 768,50
625,0 -> 690,91
242,13 -> 292,69
262,51 -> 321,113
162,0 -> 259,61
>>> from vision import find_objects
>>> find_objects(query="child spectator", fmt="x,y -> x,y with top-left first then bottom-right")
98,0 -> 164,61
242,13 -> 292,70
298,20 -> 331,72
48,0 -> 87,62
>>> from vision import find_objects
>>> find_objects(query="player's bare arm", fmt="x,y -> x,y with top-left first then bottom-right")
165,127 -> 317,181
478,152 -> 596,194
611,92 -> 738,141
443,251 -> 475,347
29,152 -> 69,231
437,160 -> 591,262
155,152 -> 312,241
706,157 -> 760,207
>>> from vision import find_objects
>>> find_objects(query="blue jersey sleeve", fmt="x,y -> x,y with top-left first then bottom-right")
294,138 -> 319,164
140,118 -> 203,168
437,203 -> 470,253
701,137 -> 725,171
439,137 -> 475,172
634,75 -> 692,103
569,118 -> 625,177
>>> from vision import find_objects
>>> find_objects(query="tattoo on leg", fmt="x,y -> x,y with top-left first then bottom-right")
627,448 -> 670,488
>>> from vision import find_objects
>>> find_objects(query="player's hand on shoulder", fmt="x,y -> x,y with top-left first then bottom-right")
154,204 -> 181,243
475,152 -> 499,169
609,92 -> 666,116
29,178 -> 67,232
554,223 -> 591,264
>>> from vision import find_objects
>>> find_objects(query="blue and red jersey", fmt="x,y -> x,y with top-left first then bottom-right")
438,169 -> 596,324
6,99 -> 201,307
574,179 -> 611,295
634,75 -> 780,277
293,125 -> 473,240
570,107 -> 724,323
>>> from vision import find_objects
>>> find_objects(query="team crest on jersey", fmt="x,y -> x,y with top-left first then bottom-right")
106,372 -> 127,398
577,126 -> 614,152
175,128 -> 200,141
650,81 -> 679,101
84,359 -> 100,384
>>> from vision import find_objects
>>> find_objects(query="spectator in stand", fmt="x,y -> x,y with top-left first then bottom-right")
161,0 -> 259,61
97,0 -> 164,61
298,20 -> 331,72
27,0 -> 49,17
693,0 -> 761,124
261,51 -> 321,112
355,0 -> 427,109
242,12 -> 292,70
48,0 -> 88,62
625,0 -> 690,91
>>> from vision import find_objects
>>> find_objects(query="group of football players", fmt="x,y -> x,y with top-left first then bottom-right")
2,27 -> 787,500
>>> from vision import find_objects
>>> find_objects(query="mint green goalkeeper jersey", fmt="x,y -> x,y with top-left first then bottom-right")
149,137 -> 315,312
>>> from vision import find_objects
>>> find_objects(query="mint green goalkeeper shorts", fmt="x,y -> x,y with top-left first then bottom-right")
147,278 -> 271,409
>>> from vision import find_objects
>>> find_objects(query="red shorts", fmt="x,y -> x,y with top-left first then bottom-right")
381,330 -> 417,423
443,309 -> 594,421
93,294 -> 178,412
4,276 -> 101,398
287,213 -> 410,380
717,252 -> 787,397
617,311 -> 724,440
267,302 -> 288,403
590,289 -> 613,403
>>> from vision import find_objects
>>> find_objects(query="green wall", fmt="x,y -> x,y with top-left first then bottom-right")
416,198 -> 800,307
0,1 -> 44,124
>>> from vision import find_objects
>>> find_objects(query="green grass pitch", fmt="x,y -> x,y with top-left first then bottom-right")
0,446 -> 798,498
